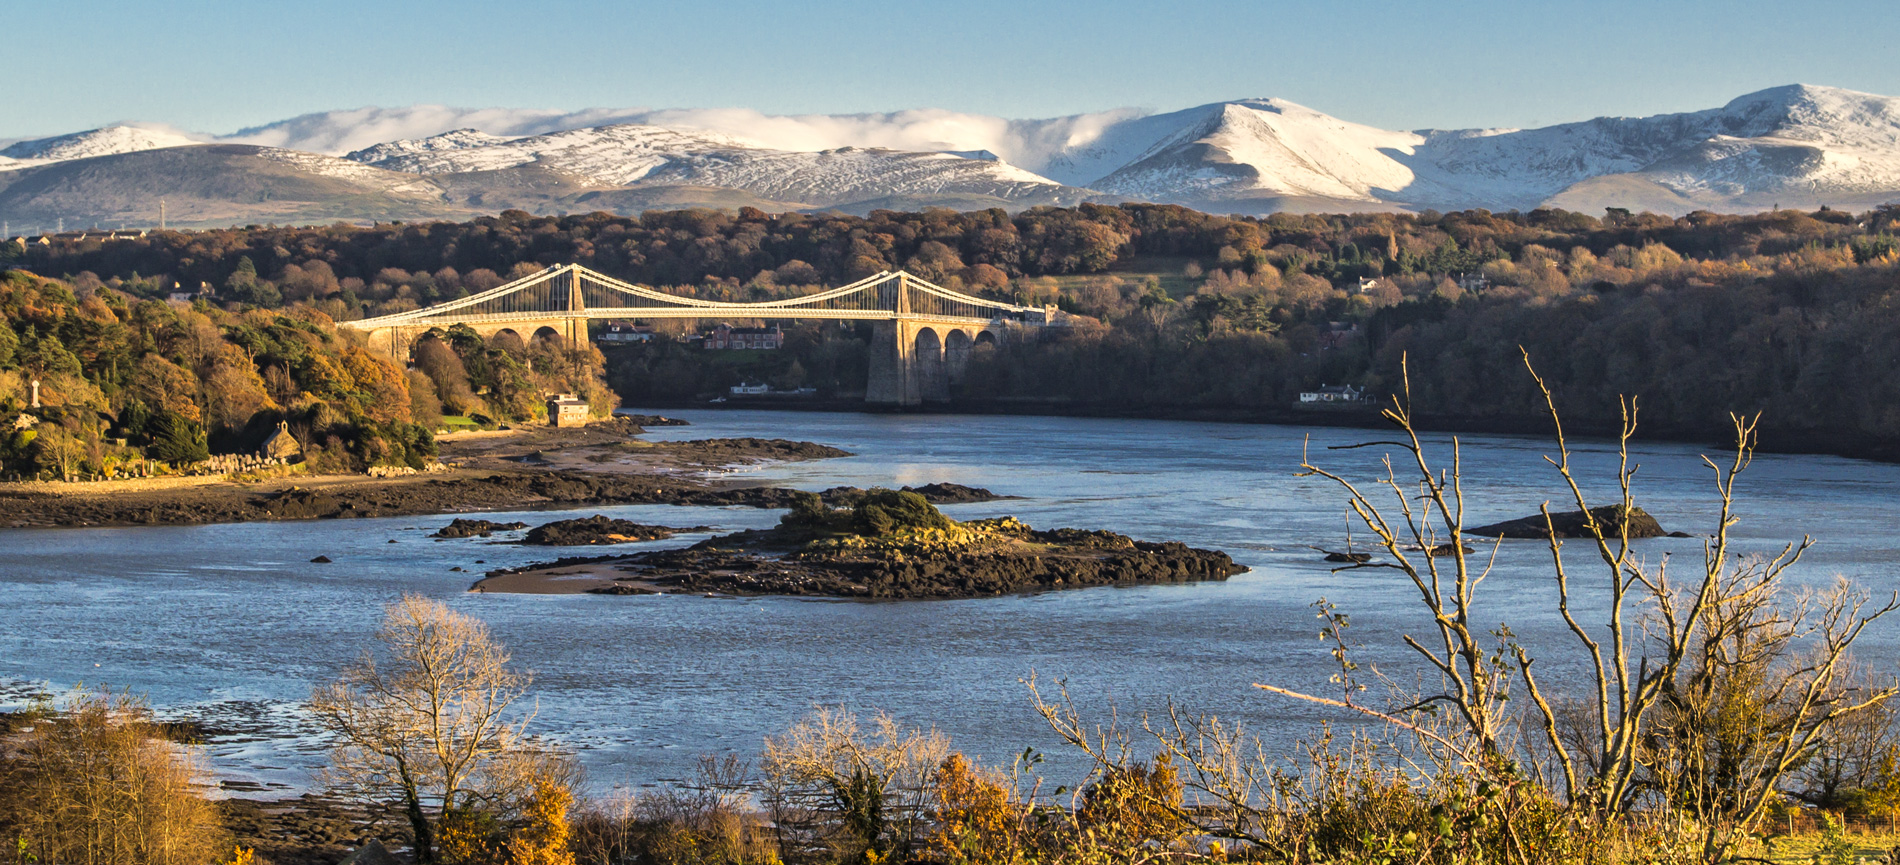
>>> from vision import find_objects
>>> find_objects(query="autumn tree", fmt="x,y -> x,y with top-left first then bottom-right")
0,690 -> 229,865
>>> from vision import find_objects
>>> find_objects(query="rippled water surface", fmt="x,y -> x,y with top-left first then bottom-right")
3,409 -> 1898,794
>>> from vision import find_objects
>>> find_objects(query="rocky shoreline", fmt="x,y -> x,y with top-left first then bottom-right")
0,467 -> 821,528
0,404 -> 1040,530
0,416 -> 864,529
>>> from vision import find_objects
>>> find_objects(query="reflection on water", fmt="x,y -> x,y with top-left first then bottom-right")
3,409 -> 1898,794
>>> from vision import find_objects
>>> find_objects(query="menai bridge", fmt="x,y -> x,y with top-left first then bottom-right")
339,263 -> 1056,406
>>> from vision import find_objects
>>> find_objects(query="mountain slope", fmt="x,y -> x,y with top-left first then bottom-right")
0,145 -> 472,228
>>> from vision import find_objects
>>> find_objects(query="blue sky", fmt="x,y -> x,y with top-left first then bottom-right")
9,0 -> 1899,139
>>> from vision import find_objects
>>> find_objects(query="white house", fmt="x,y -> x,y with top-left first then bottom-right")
1298,384 -> 1365,403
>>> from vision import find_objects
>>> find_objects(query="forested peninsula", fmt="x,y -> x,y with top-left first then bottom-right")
9,202 -> 1900,459
0,267 -> 612,482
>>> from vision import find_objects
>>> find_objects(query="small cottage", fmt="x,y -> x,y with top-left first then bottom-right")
547,394 -> 590,427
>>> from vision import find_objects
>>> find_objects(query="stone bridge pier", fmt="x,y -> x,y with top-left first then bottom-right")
865,318 -> 1002,406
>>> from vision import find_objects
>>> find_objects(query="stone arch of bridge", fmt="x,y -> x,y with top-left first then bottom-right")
356,317 -> 590,362
914,326 -> 947,403
944,329 -> 974,382
864,319 -> 1005,406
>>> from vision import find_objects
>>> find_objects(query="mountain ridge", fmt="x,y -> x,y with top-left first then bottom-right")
5,84 -> 1898,229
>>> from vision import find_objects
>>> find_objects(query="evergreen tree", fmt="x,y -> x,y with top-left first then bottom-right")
148,409 -> 209,464
0,323 -> 17,368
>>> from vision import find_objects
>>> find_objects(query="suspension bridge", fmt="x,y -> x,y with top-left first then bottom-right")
339,263 -> 1056,406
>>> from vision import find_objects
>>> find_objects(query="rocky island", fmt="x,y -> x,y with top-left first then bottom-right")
474,488 -> 1244,599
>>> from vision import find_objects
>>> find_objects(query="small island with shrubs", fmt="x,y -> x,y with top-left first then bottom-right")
473,488 -> 1244,599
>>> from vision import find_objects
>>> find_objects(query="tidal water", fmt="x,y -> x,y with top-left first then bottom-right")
2,409 -> 1897,795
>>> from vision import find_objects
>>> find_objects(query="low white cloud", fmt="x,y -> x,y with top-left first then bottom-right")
218,106 -> 661,155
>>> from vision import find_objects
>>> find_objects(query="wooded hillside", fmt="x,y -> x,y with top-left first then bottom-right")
9,202 -> 1900,457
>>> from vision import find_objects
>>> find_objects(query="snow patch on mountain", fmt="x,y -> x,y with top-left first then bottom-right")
345,128 -> 516,163
349,125 -> 766,185
252,148 -> 439,193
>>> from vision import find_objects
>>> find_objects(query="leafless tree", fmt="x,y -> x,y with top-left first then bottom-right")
310,594 -> 536,864
1271,352 -> 1896,863
760,707 -> 949,864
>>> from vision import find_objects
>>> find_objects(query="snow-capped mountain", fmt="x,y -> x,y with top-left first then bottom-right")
5,85 -> 1900,228
1415,84 -> 1900,211
0,125 -> 203,165
1090,99 -> 1421,207
1081,85 -> 1900,213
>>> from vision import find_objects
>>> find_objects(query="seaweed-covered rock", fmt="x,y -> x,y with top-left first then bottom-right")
659,438 -> 851,460
1467,505 -> 1666,539
615,414 -> 690,427
821,483 -> 1007,506
521,515 -> 705,546
432,518 -> 528,539
262,488 -> 341,519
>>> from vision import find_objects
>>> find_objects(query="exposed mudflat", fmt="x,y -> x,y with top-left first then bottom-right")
219,795 -> 409,865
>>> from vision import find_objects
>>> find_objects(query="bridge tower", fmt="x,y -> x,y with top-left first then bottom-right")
866,273 -> 916,405
562,265 -> 590,349
864,274 -> 1002,406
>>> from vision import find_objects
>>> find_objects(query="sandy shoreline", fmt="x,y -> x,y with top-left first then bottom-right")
473,561 -> 639,595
